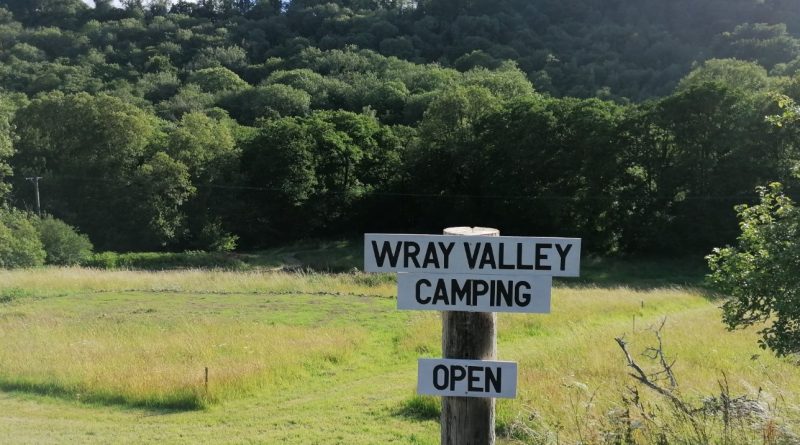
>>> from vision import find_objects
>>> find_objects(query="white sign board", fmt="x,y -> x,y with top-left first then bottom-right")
398,273 -> 551,313
418,359 -> 517,399
364,234 -> 580,276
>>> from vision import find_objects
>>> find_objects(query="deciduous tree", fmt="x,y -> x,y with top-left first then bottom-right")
707,183 -> 800,356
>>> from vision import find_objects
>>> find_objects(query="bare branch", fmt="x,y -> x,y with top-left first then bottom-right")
614,336 -> 692,415
652,317 -> 678,388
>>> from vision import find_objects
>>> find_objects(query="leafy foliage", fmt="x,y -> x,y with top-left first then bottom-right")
84,250 -> 247,270
187,67 -> 249,93
0,1 -> 796,254
0,95 -> 15,201
0,207 -> 45,268
707,183 -> 800,356
240,109 -> 402,243
11,92 -> 193,250
35,215 -> 93,266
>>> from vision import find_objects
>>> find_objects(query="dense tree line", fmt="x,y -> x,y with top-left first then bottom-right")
0,1 -> 798,255
1,1 -> 800,99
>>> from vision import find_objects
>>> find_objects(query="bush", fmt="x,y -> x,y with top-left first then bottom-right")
707,183 -> 800,356
85,251 -> 119,269
197,221 -> 238,252
85,251 -> 247,270
35,215 -> 94,265
0,208 -> 45,268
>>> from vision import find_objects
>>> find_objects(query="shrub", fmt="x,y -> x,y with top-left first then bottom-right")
35,215 -> 94,266
84,251 -> 119,269
85,251 -> 246,270
0,208 -> 45,268
707,183 -> 800,356
197,221 -> 238,252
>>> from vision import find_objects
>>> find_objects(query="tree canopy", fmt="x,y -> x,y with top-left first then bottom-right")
0,1 -> 797,254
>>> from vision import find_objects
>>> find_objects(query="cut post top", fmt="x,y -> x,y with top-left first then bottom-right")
444,227 -> 499,237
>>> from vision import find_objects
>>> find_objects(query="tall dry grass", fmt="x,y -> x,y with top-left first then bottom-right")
0,311 -> 364,409
1,267 -> 798,443
396,286 -> 800,443
0,267 -> 396,297
0,268 -> 376,409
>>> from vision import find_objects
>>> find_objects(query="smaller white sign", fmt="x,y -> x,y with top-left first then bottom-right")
398,273 -> 551,313
418,359 -> 517,399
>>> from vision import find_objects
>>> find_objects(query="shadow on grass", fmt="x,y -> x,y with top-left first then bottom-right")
83,239 -> 715,293
393,395 -> 440,421
562,255 -> 711,291
0,379 -> 207,413
83,240 -> 364,273
277,243 -> 714,290
0,287 -> 33,303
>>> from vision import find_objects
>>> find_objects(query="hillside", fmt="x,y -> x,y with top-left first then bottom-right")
0,0 -> 799,256
6,1 -> 800,99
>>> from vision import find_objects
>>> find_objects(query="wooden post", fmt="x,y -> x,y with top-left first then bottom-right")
441,226 -> 499,445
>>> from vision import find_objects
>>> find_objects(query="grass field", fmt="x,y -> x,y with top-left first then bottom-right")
0,244 -> 798,444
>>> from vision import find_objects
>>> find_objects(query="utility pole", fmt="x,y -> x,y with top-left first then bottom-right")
25,176 -> 42,216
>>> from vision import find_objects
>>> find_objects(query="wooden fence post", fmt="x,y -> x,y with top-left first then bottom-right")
441,226 -> 499,445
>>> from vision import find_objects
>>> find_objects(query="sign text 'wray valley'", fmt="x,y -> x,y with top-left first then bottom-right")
364,234 -> 581,276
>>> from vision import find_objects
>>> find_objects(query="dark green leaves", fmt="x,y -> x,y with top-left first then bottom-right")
707,183 -> 800,356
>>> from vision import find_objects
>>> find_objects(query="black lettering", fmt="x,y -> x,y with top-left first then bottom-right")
479,244 -> 496,269
555,243 -> 573,271
498,244 -> 514,270
516,243 -> 533,270
498,280 -> 513,307
451,279 -> 472,305
464,242 -> 481,269
515,281 -> 531,307
432,280 -> 449,305
486,367 -> 502,393
439,242 -> 455,269
415,279 -> 432,304
421,243 -> 440,269
450,365 -> 466,390
404,242 -> 421,268
468,366 -> 483,392
535,243 -> 552,270
472,280 -> 489,300
433,365 -> 448,390
371,241 -> 401,268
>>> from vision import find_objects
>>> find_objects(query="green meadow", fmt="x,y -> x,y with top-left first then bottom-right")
0,247 -> 797,444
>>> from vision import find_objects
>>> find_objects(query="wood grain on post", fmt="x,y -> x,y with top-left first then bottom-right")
441,226 -> 499,445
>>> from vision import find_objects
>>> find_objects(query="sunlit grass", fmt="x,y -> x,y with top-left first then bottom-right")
0,302 -> 364,409
0,267 -> 396,298
0,267 -> 798,443
0,268 -> 385,410
399,286 -> 800,443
